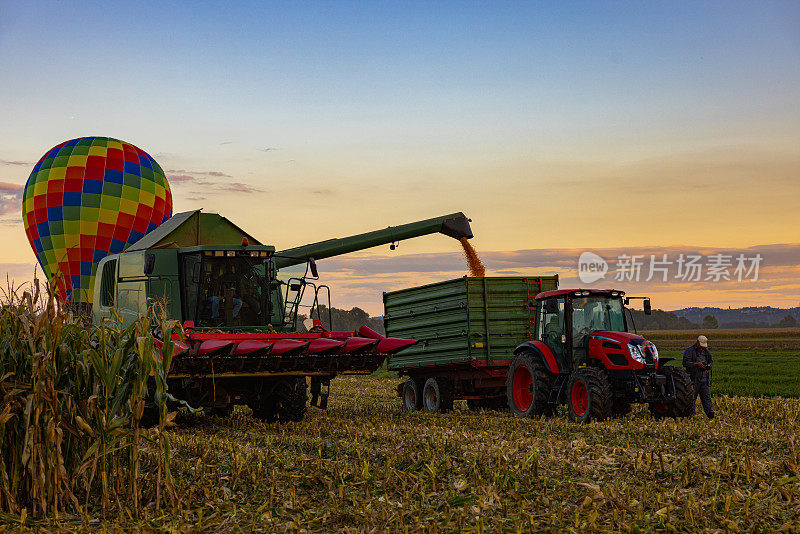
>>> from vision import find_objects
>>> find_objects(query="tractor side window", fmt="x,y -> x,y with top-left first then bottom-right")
100,260 -> 116,307
538,298 -> 565,358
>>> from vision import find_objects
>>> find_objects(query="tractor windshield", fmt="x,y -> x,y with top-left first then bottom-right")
571,297 -> 626,347
194,255 -> 272,327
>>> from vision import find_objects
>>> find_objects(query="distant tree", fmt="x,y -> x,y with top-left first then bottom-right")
702,315 -> 719,329
300,305 -> 385,335
628,309 -> 699,330
777,315 -> 798,328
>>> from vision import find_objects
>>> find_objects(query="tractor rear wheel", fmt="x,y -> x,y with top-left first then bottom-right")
422,377 -> 453,413
506,352 -> 554,417
649,367 -> 694,419
566,367 -> 612,423
402,378 -> 424,411
251,377 -> 308,422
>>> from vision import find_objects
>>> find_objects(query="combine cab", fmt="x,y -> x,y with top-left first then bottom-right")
92,210 -> 473,421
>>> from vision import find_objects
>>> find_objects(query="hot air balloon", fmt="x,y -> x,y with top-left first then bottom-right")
21,136 -> 173,310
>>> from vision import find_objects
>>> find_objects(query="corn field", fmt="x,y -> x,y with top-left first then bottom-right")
0,279 -> 181,522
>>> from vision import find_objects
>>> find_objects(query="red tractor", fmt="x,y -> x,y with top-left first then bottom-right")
506,289 -> 694,422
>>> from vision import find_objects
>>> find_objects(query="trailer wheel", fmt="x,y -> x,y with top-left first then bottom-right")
422,378 -> 453,413
566,367 -> 612,423
506,352 -> 554,417
402,378 -> 424,411
649,367 -> 693,419
252,377 -> 308,422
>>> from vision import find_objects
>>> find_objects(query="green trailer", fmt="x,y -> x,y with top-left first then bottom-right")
383,275 -> 558,411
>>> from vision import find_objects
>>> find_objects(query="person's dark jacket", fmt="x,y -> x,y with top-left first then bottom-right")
683,344 -> 713,382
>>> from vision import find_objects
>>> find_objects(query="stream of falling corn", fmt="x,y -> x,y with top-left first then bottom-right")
459,237 -> 485,277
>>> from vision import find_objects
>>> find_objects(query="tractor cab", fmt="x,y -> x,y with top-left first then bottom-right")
533,289 -> 652,372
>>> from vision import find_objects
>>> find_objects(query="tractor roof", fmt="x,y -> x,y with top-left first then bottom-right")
535,289 -> 625,300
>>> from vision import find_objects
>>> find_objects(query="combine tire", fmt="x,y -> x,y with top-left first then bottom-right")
422,377 -> 453,413
649,367 -> 694,419
252,377 -> 308,422
566,367 -> 612,423
402,378 -> 424,411
204,385 -> 234,418
506,352 -> 554,417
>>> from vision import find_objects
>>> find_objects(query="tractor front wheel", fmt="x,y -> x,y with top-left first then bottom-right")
649,367 -> 694,419
566,367 -> 612,423
506,352 -> 554,417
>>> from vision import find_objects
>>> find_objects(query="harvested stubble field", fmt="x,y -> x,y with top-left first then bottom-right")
645,328 -> 800,397
11,376 -> 799,533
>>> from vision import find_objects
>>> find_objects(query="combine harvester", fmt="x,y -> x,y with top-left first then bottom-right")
384,278 -> 694,422
91,210 -> 472,422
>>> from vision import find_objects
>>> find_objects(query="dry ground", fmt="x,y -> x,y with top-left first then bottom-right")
11,375 -> 798,533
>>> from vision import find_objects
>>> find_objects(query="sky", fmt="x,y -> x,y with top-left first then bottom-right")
1,1 -> 798,315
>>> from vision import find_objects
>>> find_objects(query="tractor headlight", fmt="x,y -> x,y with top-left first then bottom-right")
646,341 -> 659,362
627,343 -> 645,364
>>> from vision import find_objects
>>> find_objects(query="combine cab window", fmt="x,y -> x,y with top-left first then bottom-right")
99,260 -> 117,307
194,255 -> 272,327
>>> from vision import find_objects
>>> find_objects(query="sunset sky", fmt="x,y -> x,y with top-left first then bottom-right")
1,2 -> 798,315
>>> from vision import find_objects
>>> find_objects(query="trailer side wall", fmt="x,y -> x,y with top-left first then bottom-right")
384,276 -> 558,371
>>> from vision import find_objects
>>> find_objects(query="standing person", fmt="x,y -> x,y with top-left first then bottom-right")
683,335 -> 715,418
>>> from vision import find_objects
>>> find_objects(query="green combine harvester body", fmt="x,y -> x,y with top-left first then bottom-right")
89,209 -> 473,422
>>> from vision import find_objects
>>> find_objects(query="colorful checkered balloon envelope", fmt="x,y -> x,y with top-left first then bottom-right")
22,137 -> 173,305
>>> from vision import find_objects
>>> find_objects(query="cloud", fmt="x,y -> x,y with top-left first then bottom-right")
167,174 -> 196,183
166,169 -> 232,178
165,170 -> 262,194
218,182 -> 262,193
0,182 -> 23,217
320,243 -> 800,274
0,160 -> 31,166
310,243 -> 800,313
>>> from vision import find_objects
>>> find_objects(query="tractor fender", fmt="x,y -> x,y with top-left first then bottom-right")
513,341 -> 559,374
